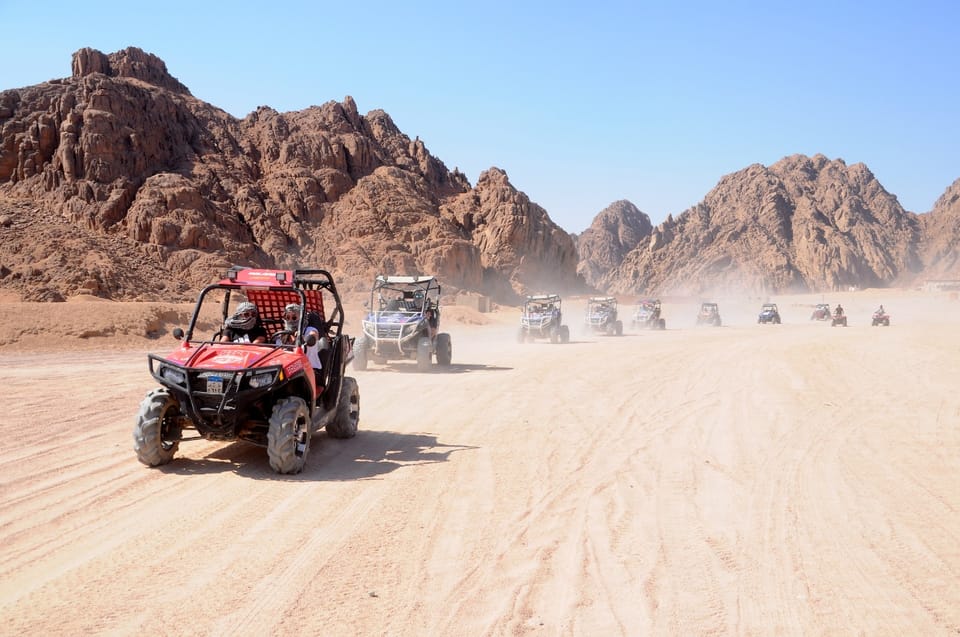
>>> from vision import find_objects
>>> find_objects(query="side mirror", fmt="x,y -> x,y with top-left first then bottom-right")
173,327 -> 184,340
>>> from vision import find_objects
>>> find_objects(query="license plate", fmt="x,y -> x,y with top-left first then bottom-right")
207,376 -> 224,393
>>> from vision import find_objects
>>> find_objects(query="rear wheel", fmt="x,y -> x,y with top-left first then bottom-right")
560,325 -> 570,343
659,318 -> 666,330
417,337 -> 432,371
134,388 -> 182,467
436,333 -> 452,365
326,377 -> 359,439
267,397 -> 311,474
517,327 -> 526,343
615,320 -> 623,336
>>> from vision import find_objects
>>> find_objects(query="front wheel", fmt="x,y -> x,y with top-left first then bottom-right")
133,388 -> 182,467
352,337 -> 368,371
326,377 -> 359,439
615,320 -> 623,336
417,337 -> 432,372
560,325 -> 570,343
267,397 -> 311,474
436,333 -> 452,365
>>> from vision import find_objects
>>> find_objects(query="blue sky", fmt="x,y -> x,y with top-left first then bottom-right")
1,1 -> 957,232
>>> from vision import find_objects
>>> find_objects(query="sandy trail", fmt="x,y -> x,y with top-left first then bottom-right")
1,295 -> 958,636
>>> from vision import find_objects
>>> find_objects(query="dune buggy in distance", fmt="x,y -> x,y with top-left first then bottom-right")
811,303 -> 831,320
632,298 -> 666,330
758,303 -> 781,324
518,294 -> 569,343
134,267 -> 360,475
353,275 -> 451,372
696,302 -> 722,326
584,296 -> 623,335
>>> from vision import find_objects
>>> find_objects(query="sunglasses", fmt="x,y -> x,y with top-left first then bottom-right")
283,312 -> 299,320
237,310 -> 256,318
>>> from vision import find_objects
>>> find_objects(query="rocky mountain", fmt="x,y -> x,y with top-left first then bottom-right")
0,47 -> 584,302
594,154 -> 928,296
917,178 -> 960,280
574,200 -> 652,290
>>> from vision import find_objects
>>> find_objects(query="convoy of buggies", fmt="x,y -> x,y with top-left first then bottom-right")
135,259 -> 896,476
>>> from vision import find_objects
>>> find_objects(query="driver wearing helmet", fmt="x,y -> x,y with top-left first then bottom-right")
224,301 -> 267,343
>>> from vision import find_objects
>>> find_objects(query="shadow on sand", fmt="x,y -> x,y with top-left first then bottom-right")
157,429 -> 476,481
354,362 -> 512,374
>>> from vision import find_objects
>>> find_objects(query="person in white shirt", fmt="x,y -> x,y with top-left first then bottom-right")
275,304 -> 325,377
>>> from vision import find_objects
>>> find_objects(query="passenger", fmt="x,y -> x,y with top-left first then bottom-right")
274,303 -> 325,382
224,302 -> 267,343
385,298 -> 402,312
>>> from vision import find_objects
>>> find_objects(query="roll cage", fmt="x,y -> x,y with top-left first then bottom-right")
179,267 -> 345,346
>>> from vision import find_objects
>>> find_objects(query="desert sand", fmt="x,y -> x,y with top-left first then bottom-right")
1,289 -> 958,636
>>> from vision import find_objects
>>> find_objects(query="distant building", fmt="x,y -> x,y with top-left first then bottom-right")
922,280 -> 960,292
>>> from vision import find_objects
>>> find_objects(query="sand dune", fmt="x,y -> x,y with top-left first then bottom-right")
1,290 -> 958,635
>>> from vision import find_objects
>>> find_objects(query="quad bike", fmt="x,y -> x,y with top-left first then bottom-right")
584,296 -> 623,336
831,310 -> 848,327
758,303 -> 781,324
696,302 -> 722,326
352,275 -> 451,372
871,310 -> 890,326
134,267 -> 359,474
518,294 -> 569,343
632,298 -> 666,330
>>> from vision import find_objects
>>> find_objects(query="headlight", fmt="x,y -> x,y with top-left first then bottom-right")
159,365 -> 186,386
248,370 -> 278,389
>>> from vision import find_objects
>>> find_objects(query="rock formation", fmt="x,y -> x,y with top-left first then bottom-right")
0,47 -> 582,302
599,154 -> 925,295
574,200 -> 652,290
917,178 -> 960,280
